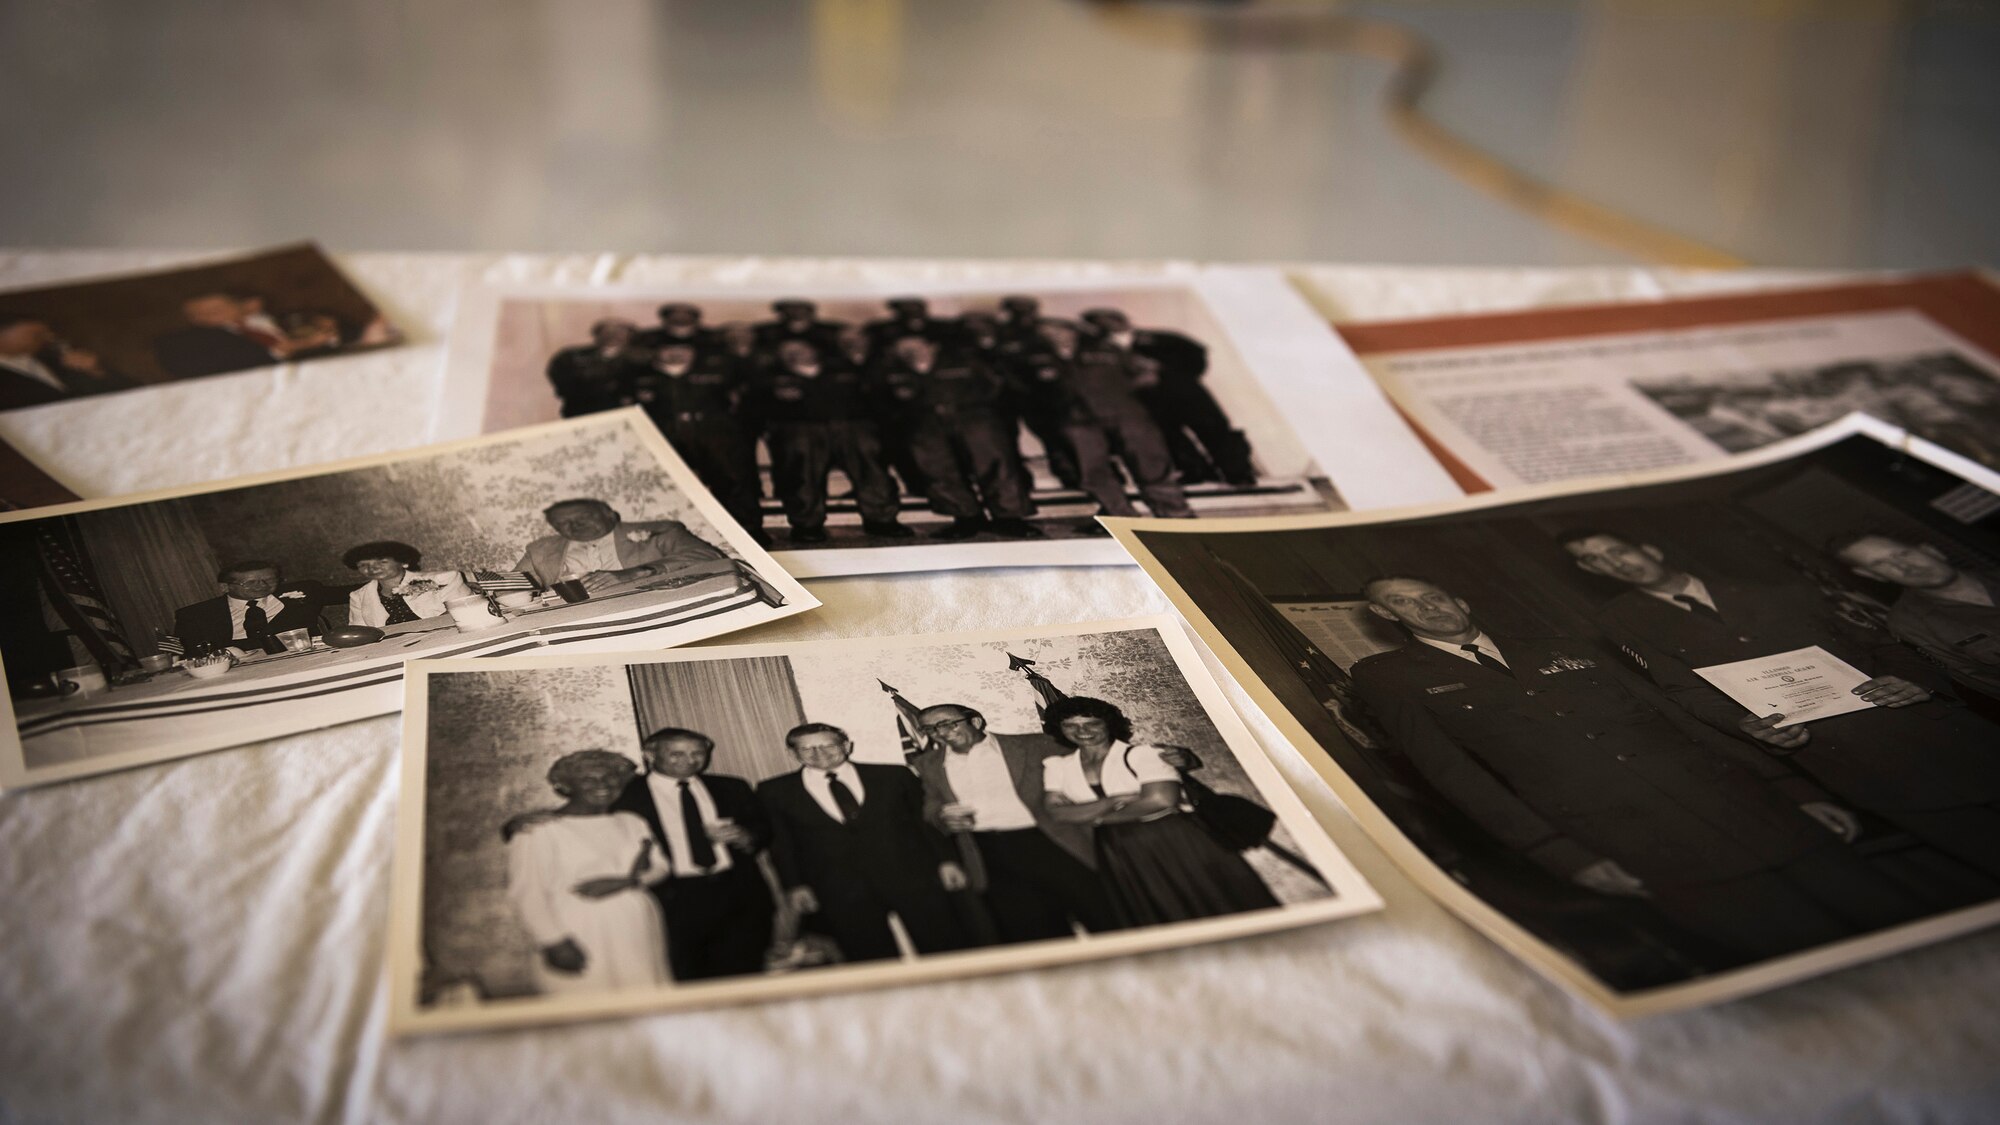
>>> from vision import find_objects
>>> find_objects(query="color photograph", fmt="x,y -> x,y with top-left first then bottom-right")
0,243 -> 400,410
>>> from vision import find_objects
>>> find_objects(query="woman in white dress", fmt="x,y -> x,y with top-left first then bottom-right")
340,540 -> 475,627
1039,696 -> 1278,927
506,750 -> 672,995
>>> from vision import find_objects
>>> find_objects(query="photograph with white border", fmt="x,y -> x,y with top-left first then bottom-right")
0,408 -> 816,790
1107,416 -> 2000,1017
388,616 -> 1378,1035
435,268 -> 1457,577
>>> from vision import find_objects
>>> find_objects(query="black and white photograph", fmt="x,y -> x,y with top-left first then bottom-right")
0,242 -> 401,411
1633,350 -> 2000,468
1109,416 -> 2000,1016
0,409 -> 815,790
435,270 -> 1457,576
388,618 -> 1378,1034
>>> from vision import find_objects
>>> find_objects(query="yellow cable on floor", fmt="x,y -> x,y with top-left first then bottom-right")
1095,2 -> 1750,269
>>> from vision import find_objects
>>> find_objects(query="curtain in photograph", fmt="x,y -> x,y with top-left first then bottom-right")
77,499 -> 220,653
627,656 -> 805,783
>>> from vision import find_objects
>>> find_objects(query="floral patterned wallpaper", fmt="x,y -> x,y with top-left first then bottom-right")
421,664 -> 642,1001
187,416 -> 733,586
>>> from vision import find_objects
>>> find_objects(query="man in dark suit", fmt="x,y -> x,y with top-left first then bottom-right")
545,318 -> 642,418
1828,530 -> 2000,710
757,722 -> 973,963
877,336 -> 1040,541
1560,529 -> 2000,890
864,296 -> 957,356
633,302 -> 714,353
909,703 -> 1119,944
1349,575 -> 1931,965
752,298 -> 847,361
610,727 -> 776,981
0,315 -> 132,409
1081,308 -> 1254,486
152,292 -> 347,378
172,559 -> 341,655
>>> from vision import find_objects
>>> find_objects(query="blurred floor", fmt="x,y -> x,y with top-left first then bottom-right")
1,0 -> 1994,268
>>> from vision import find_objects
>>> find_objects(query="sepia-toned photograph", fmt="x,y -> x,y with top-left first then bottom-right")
437,271 -> 1453,576
1109,417 -> 2000,1017
388,618 -> 1378,1034
0,242 -> 401,410
0,409 -> 815,790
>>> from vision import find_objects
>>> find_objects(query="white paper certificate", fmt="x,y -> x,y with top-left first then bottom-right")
1692,645 -> 1876,727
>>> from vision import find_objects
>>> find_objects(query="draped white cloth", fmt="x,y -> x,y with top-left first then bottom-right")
1,252 -> 1990,1124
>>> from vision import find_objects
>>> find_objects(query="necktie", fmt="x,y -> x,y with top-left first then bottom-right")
825,771 -> 863,823
242,600 -> 274,651
679,780 -> 716,870
1460,643 -> 1509,674
1674,594 -> 1723,621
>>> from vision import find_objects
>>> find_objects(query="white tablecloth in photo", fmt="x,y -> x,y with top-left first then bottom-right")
0,252 -> 1993,1124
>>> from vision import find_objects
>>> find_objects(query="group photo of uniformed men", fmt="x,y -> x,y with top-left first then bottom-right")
413,633 -> 1331,1007
1134,433 -> 2000,992
531,291 -> 1277,548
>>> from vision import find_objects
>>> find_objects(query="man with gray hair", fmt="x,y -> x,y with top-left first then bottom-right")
513,497 -> 725,592
1349,573 -> 1929,965
1828,529 -> 2000,706
757,722 -> 973,962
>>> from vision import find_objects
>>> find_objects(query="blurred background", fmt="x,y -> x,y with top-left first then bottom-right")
2,0 -> 1995,269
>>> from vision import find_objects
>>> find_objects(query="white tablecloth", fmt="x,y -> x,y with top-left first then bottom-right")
1,253 -> 1994,1124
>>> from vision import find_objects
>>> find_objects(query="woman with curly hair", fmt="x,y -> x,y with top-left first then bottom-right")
1039,696 -> 1278,926
341,539 -> 474,627
506,749 -> 671,994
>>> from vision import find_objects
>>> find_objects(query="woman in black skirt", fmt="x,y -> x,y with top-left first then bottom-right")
1039,696 -> 1279,926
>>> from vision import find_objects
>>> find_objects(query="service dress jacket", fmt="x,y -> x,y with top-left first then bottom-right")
1349,633 -> 1836,888
1595,577 -> 2000,811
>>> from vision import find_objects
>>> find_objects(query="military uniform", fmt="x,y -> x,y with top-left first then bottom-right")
865,313 -> 957,356
545,343 -> 638,418
747,360 -> 901,536
632,323 -> 714,353
1018,341 -> 1191,518
880,352 -> 1033,523
1351,633 -> 1931,961
752,317 -> 848,366
1125,328 -> 1256,486
1596,575 -> 2000,887
995,319 -> 1081,489
626,349 -> 764,537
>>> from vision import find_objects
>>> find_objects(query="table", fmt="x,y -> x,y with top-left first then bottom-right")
1,253 -> 1994,1124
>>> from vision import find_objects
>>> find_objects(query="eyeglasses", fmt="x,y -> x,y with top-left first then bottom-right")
919,717 -> 972,735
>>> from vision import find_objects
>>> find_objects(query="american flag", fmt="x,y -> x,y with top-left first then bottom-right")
1007,652 -> 1066,717
36,516 -> 136,671
470,569 -> 539,593
157,634 -> 185,657
880,679 -> 931,761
